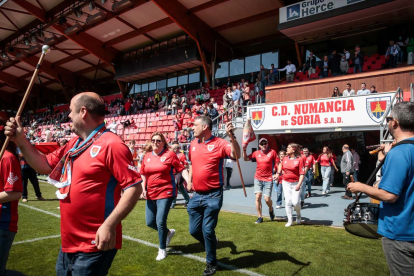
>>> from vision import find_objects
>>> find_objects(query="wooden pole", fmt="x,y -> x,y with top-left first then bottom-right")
229,131 -> 247,197
0,46 -> 49,160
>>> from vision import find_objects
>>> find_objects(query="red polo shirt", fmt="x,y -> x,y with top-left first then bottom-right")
248,149 -> 279,181
316,154 -> 335,167
0,151 -> 23,233
281,156 -> 305,183
46,132 -> 141,253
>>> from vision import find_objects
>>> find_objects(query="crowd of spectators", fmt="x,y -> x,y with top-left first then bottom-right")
331,82 -> 378,97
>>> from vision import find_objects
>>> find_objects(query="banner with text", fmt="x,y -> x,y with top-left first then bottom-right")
280,0 -> 365,23
247,93 -> 393,132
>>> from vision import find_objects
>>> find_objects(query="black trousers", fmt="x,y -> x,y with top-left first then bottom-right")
21,167 -> 42,199
226,167 -> 233,187
342,172 -> 353,197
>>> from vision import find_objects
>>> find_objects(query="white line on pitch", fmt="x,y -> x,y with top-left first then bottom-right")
13,235 -> 61,245
18,203 -> 265,276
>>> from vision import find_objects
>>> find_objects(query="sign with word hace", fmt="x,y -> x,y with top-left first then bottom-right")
247,93 -> 393,133
280,0 -> 364,23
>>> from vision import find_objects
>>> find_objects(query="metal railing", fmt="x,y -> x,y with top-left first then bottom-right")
379,87 -> 404,143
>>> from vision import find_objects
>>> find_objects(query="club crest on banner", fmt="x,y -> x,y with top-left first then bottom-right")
160,157 -> 166,162
90,146 -> 101,158
366,96 -> 391,123
250,107 -> 265,129
207,145 -> 215,151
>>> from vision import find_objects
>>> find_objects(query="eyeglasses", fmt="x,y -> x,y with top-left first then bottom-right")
386,117 -> 394,123
151,139 -> 162,143
259,142 -> 268,146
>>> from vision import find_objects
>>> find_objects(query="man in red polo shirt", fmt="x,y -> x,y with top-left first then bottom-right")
5,92 -> 142,276
242,138 -> 279,224
187,116 -> 240,276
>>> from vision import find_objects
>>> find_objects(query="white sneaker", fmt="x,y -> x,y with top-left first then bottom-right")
276,205 -> 281,209
325,190 -> 329,194
322,191 -> 326,195
166,229 -> 176,247
156,249 -> 167,261
285,220 -> 293,227
296,215 -> 301,224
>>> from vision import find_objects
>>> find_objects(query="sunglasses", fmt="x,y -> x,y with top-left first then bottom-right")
151,139 -> 162,143
260,142 -> 268,145
386,117 -> 394,123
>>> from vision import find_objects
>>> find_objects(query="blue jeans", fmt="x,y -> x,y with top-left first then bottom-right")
56,248 -> 117,276
305,170 -> 313,194
187,187 -> 223,266
353,170 -> 359,182
274,181 -> 283,206
321,166 -> 331,192
146,197 -> 175,249
172,175 -> 190,206
0,229 -> 16,276
354,64 -> 362,73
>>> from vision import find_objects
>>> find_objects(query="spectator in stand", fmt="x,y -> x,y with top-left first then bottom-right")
208,103 -> 219,136
343,48 -> 350,61
196,91 -> 203,103
351,148 -> 361,182
226,77 -> 232,87
259,65 -> 267,98
203,90 -> 210,103
167,88 -> 173,106
225,158 -> 234,189
320,55 -> 330,78
306,51 -> 317,77
407,34 -> 414,65
332,87 -> 342,97
243,82 -> 251,106
385,40 -> 399,68
299,63 -> 307,74
352,45 -> 365,73
396,30 -> 408,64
186,111 -> 195,141
209,98 -> 218,109
254,78 -> 261,103
250,72 -> 255,84
370,85 -> 378,93
329,50 -> 340,76
238,78 -> 246,88
343,83 -> 355,97
357,83 -> 371,95
44,127 -> 52,142
125,99 -> 131,115
277,60 -> 296,82
215,78 -> 221,87
267,65 -> 277,85
232,85 -> 241,107
154,90 -> 161,106
171,94 -> 179,115
178,130 -> 188,143
181,94 -> 188,114
173,113 -> 184,140
339,54 -> 349,75
189,95 -> 196,109
192,100 -> 202,116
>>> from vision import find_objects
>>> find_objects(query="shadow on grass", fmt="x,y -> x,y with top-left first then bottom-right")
173,241 -> 311,271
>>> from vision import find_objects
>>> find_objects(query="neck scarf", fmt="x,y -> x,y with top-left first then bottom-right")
47,123 -> 107,199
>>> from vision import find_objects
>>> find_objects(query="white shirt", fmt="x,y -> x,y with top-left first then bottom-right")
342,89 -> 355,97
278,64 -> 296,74
357,89 -> 371,96
344,51 -> 350,60
225,158 -> 234,168
45,130 -> 52,142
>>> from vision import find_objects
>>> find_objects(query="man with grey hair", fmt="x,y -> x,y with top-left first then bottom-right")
187,115 -> 240,276
348,102 -> 414,275
5,92 -> 142,275
340,144 -> 354,200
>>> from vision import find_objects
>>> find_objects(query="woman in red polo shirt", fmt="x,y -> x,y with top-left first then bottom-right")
0,119 -> 23,275
140,132 -> 189,261
276,143 -> 305,227
316,146 -> 338,195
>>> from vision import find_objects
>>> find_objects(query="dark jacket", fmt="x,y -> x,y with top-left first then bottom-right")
329,53 -> 340,73
305,56 -> 316,70
352,51 -> 365,66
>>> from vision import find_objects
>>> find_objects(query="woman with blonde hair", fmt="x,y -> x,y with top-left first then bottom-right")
275,143 -> 305,227
140,132 -> 189,260
316,146 -> 338,194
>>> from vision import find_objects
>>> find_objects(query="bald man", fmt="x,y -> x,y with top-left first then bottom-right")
5,92 -> 142,275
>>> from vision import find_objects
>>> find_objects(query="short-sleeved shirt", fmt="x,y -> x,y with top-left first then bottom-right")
281,156 -> 305,183
378,138 -> 414,241
316,154 -> 335,167
248,149 -> 279,181
188,136 -> 232,192
46,132 -> 141,253
305,155 -> 316,169
0,151 -> 23,233
140,149 -> 184,200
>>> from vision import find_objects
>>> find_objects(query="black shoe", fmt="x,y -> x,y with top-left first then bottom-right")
269,208 -> 275,221
227,185 -> 232,189
301,201 -> 304,208
255,217 -> 263,224
203,264 -> 217,276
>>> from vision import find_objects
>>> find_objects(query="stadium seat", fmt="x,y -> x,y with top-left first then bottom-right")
310,73 -> 319,79
347,68 -> 354,74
